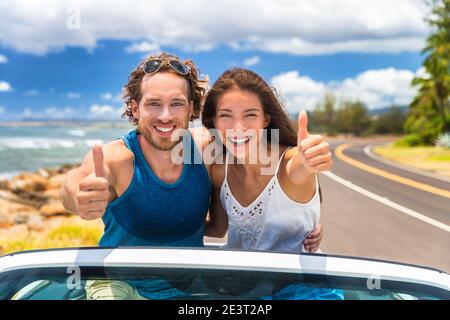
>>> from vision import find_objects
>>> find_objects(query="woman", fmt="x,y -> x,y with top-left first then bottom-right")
202,68 -> 343,299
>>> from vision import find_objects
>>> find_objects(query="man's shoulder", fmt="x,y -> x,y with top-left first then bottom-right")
104,139 -> 134,164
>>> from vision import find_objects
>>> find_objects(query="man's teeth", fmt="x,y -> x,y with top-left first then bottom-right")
156,126 -> 174,133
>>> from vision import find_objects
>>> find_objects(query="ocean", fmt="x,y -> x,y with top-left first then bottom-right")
0,123 -> 133,180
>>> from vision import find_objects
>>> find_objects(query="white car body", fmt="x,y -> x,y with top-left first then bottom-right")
0,247 -> 448,300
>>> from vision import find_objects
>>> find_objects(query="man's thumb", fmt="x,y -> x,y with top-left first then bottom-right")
93,145 -> 107,178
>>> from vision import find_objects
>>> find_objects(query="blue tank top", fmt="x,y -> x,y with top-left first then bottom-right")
99,129 -> 211,248
98,129 -> 211,299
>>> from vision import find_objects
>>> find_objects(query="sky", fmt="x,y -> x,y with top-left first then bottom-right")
0,0 -> 430,121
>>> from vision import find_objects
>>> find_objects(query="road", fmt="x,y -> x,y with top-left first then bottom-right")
319,140 -> 450,273
204,139 -> 450,273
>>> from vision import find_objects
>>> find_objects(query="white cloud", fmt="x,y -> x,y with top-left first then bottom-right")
101,92 -> 113,100
0,81 -> 12,92
90,104 -> 114,115
44,106 -> 78,119
23,107 -> 33,118
66,91 -> 81,99
90,104 -> 123,119
21,106 -> 79,119
101,92 -> 123,102
270,67 -> 418,112
0,106 -> 5,114
125,41 -> 161,55
271,71 -> 327,112
243,56 -> 260,67
24,89 -> 40,96
332,68 -> 416,107
0,54 -> 8,63
0,0 -> 428,56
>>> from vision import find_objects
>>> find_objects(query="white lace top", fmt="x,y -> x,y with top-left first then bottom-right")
220,148 -> 320,252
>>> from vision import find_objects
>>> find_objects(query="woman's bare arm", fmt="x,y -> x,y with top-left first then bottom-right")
204,163 -> 228,238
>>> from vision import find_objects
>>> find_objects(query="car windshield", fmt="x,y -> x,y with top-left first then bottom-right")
0,251 -> 447,300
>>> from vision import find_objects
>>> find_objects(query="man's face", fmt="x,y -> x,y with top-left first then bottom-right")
132,72 -> 193,151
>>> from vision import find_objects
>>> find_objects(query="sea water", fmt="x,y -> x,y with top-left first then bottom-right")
0,123 -> 132,179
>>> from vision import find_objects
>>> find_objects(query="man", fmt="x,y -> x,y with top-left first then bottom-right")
60,52 -> 322,299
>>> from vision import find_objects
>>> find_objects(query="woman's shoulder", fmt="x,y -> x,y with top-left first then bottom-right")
282,145 -> 298,161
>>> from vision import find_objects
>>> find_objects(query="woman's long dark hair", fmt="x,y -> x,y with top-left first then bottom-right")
201,68 -> 297,147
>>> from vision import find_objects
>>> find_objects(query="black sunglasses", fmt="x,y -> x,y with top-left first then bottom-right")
142,59 -> 191,76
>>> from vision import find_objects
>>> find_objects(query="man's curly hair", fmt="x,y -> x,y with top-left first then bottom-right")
122,52 -> 208,124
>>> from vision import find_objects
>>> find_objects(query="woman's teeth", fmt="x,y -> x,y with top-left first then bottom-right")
228,137 -> 250,145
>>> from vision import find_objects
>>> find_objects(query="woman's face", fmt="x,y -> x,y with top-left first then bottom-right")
214,88 -> 270,160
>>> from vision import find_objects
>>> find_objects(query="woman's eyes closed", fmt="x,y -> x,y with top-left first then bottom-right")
218,113 -> 258,118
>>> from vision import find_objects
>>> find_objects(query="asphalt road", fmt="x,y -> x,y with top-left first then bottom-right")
320,141 -> 450,273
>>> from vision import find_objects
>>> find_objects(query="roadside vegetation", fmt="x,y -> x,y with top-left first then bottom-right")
0,217 -> 103,255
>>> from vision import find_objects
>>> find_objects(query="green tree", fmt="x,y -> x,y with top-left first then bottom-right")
311,92 -> 337,135
373,107 -> 407,134
406,0 -> 450,144
335,101 -> 371,136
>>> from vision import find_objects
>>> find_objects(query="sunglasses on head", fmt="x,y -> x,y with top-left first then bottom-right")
142,58 -> 191,76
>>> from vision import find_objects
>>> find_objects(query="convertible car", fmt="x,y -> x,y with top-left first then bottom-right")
0,245 -> 448,300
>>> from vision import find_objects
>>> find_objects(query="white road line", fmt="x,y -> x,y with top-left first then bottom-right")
364,145 -> 450,184
322,171 -> 450,233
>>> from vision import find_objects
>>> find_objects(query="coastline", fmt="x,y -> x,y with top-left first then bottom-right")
0,163 -> 104,256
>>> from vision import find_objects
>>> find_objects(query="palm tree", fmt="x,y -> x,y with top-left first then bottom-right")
406,0 -> 450,143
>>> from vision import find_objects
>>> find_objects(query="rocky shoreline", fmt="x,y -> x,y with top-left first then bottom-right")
0,164 -> 86,254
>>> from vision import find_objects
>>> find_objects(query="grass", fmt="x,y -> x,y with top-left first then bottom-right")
373,144 -> 450,177
0,218 -> 103,255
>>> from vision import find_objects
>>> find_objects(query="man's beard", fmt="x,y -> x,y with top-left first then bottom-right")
138,121 -> 184,151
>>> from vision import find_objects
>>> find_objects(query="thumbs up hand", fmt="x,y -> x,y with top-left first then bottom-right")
296,111 -> 332,175
76,145 -> 111,220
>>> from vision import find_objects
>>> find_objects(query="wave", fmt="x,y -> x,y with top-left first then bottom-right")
0,138 -> 104,150
68,129 -> 86,137
85,139 -> 104,148
0,171 -> 21,180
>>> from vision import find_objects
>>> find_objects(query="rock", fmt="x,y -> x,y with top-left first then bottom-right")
37,168 -> 50,179
0,190 -> 44,208
8,173 -> 50,193
0,180 -> 8,191
14,214 -> 29,225
43,188 -> 62,201
27,215 -> 46,232
52,164 -> 79,176
39,201 -> 71,217
48,174 -> 66,189
0,213 -> 13,228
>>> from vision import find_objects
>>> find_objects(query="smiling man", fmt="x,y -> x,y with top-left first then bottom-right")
60,52 -> 322,299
